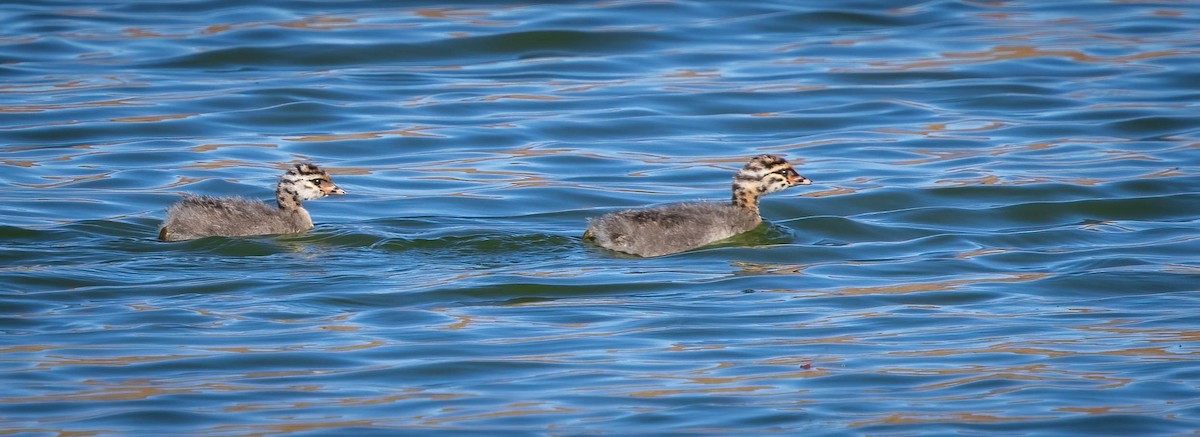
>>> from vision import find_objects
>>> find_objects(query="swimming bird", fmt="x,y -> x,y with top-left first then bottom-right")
584,154 -> 810,257
159,163 -> 345,241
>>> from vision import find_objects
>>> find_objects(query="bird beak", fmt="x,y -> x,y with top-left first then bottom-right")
790,174 -> 812,186
326,185 -> 346,195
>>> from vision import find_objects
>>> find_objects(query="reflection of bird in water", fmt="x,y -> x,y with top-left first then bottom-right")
584,154 -> 810,257
159,163 -> 345,241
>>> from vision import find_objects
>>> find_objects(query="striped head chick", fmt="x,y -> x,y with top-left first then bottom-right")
276,162 -> 346,210
730,154 -> 810,215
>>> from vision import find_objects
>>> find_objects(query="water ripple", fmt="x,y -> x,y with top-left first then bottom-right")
2,0 -> 1199,434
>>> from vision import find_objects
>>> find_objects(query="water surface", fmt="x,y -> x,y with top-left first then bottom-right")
2,0 -> 1199,435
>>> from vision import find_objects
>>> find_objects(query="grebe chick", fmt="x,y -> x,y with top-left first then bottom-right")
584,154 -> 810,257
159,163 -> 345,241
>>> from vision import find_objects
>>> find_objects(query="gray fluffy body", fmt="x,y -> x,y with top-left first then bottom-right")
584,154 -> 809,257
159,163 -> 343,241
585,202 -> 762,257
160,194 -> 315,241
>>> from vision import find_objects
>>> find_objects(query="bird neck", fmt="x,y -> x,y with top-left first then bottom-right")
276,184 -> 303,210
731,181 -> 762,216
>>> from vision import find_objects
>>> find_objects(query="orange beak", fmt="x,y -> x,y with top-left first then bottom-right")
789,174 -> 812,186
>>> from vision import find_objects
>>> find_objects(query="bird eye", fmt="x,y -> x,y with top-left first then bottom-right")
312,179 -> 323,186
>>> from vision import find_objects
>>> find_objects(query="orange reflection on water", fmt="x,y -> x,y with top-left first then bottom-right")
0,98 -> 144,114
945,45 -> 1101,63
1150,9 -> 1184,17
624,359 -> 824,399
0,159 -> 36,168
412,7 -> 517,26
182,159 -> 254,170
1073,319 -> 1200,344
954,248 -> 1011,259
444,314 -> 475,330
478,93 -> 562,102
937,174 -> 1004,186
278,16 -> 356,29
679,369 -> 824,386
191,143 -> 277,152
833,273 -> 1048,296
110,113 -> 197,123
213,420 -> 382,435
877,120 -> 1005,140
874,44 -> 1199,71
850,412 -> 1048,428
805,186 -> 862,198
730,261 -> 812,276
0,382 -> 200,403
886,362 -> 1133,397
31,353 -> 198,370
415,403 -> 578,426
0,345 -> 57,354
551,79 -> 631,93
665,69 -> 721,79
893,340 -> 1191,362
411,167 -> 542,184
741,84 -> 827,93
0,76 -> 145,95
285,128 -> 442,142
122,28 -> 180,39
15,171 -> 112,189
628,386 -> 774,398
196,15 -> 419,36
415,8 -> 487,19
332,389 -> 470,407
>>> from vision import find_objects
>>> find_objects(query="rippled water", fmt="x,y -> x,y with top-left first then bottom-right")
3,1 -> 1199,434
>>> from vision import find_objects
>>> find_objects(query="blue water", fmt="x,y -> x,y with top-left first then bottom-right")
2,1 -> 1199,434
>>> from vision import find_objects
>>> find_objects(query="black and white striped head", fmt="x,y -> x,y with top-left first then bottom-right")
732,154 -> 810,209
278,162 -> 345,202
